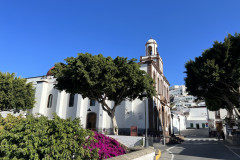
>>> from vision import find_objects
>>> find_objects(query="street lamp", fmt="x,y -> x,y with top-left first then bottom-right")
171,112 -> 174,136
142,92 -> 149,148
178,116 -> 180,135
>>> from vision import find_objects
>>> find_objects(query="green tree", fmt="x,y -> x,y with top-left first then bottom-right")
0,72 -> 35,112
0,113 -> 98,160
185,33 -> 240,117
52,53 -> 156,135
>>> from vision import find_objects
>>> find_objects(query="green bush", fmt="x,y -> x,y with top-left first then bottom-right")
0,114 -> 24,132
0,113 -> 98,160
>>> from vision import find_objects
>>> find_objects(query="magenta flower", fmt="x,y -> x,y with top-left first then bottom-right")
85,132 -> 126,159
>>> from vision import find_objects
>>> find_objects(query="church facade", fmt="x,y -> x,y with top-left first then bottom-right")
26,38 -> 171,136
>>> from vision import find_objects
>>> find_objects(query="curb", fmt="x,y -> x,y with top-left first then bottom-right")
107,147 -> 156,160
155,149 -> 161,160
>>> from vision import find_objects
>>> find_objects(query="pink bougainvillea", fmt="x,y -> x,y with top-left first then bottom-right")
85,132 -> 126,159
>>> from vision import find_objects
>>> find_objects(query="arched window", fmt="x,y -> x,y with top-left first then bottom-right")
47,94 -> 53,108
69,94 -> 75,107
90,99 -> 96,106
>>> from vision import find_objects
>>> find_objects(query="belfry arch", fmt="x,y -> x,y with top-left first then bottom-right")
148,46 -> 153,55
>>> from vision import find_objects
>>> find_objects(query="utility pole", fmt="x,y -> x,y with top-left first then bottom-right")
144,98 -> 149,147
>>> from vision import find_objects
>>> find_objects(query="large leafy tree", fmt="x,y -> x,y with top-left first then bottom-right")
0,72 -> 35,112
52,53 -> 156,135
185,33 -> 240,117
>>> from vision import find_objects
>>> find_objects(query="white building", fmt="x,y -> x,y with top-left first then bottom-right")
208,109 -> 228,130
169,85 -> 187,96
170,85 -> 210,131
25,38 -> 172,136
186,107 -> 208,129
170,85 -> 197,113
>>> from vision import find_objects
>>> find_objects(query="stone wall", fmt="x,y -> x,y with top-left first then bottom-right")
106,147 -> 156,160
107,135 -> 144,148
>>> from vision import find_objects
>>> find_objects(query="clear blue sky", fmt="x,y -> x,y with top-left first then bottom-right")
1,0 -> 240,86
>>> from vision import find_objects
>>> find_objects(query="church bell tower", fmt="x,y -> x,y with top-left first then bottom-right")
141,38 -> 163,74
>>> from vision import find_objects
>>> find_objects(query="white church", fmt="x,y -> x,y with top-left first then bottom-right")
25,38 -> 171,136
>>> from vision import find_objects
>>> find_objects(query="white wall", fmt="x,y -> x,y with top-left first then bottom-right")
208,109 -> 228,120
0,111 -> 26,118
140,64 -> 147,73
132,98 -> 146,129
189,108 -> 207,117
172,114 -> 186,133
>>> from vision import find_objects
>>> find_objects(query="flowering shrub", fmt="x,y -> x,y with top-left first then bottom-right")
85,132 -> 126,159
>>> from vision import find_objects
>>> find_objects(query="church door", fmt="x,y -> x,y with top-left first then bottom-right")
86,113 -> 97,131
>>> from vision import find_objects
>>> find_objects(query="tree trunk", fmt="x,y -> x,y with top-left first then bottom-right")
99,100 -> 119,135
110,111 -> 118,135
227,109 -> 233,118
222,95 -> 240,117
233,106 -> 240,117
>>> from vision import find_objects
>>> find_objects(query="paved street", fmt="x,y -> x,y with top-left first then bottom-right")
158,129 -> 240,160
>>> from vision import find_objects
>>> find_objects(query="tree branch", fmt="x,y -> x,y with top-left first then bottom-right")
219,81 -> 239,93
112,101 -> 121,111
98,95 -> 112,115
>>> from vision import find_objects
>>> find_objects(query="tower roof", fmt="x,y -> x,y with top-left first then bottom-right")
46,66 -> 55,76
146,38 -> 157,45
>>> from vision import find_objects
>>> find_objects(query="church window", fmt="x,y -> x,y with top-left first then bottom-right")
47,94 -> 53,108
90,99 -> 96,106
69,94 -> 75,107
